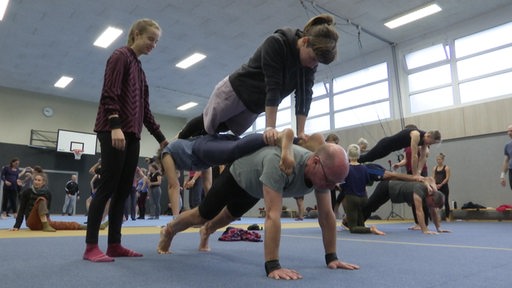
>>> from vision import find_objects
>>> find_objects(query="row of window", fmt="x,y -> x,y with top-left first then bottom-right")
248,21 -> 512,135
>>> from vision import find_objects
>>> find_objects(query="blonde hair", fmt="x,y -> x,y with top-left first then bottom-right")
127,19 -> 161,46
303,14 -> 338,64
437,153 -> 446,160
347,144 -> 360,160
33,172 -> 48,185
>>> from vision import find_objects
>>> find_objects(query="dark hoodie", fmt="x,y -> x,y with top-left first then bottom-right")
229,28 -> 315,116
14,186 -> 52,229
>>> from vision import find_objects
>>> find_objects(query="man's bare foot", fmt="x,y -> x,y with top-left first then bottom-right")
370,225 -> 386,235
157,223 -> 174,254
277,128 -> 295,175
198,225 -> 211,252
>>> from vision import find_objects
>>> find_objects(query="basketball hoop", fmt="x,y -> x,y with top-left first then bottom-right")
72,149 -> 83,160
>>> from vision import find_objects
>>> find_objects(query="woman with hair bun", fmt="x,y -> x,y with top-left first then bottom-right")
178,14 -> 339,146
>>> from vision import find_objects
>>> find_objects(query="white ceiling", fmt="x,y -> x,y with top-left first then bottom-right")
1,0 -> 511,119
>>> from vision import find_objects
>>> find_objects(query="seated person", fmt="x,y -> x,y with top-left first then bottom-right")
11,172 -> 108,232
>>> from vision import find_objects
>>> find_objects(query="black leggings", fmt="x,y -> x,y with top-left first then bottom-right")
178,114 -> 229,139
86,132 -> 140,244
198,165 -> 259,220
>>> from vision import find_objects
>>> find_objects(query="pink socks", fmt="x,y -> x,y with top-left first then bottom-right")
83,244 -> 114,262
106,243 -> 143,257
83,244 -> 143,262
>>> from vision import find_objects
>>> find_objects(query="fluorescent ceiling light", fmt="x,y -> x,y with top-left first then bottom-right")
177,102 -> 198,111
175,53 -> 206,69
0,0 -> 9,21
94,26 -> 123,48
54,76 -> 73,88
385,3 -> 442,29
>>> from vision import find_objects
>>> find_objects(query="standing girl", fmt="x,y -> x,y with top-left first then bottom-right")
433,153 -> 451,220
84,19 -> 168,262
148,163 -> 162,220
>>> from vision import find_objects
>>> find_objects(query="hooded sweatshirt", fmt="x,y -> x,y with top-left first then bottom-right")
229,28 -> 315,116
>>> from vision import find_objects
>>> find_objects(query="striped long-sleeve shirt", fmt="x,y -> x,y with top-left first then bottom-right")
94,46 -> 165,143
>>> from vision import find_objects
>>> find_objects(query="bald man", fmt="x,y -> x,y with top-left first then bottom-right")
157,140 -> 359,280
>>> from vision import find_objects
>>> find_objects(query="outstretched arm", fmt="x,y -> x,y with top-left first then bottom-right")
409,130 -> 421,176
383,171 -> 423,182
501,155 -> 509,187
315,189 -> 360,270
262,184 -> 301,280
413,194 -> 437,235
430,207 -> 450,233
295,114 -> 308,142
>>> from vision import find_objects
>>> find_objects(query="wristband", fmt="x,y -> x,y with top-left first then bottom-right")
108,116 -> 122,130
325,253 -> 338,265
501,172 -> 506,178
264,260 -> 281,276
265,127 -> 275,131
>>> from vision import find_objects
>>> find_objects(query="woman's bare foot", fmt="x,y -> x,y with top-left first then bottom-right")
198,225 -> 211,252
157,223 -> 174,254
277,128 -> 295,175
408,224 -> 421,230
370,225 -> 386,235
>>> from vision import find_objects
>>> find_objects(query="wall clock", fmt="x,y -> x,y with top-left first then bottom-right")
42,106 -> 54,117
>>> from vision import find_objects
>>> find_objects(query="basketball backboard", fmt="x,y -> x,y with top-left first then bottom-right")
56,129 -> 97,155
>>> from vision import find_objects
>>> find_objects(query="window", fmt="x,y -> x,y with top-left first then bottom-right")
454,22 -> 512,58
455,22 -> 512,104
410,87 -> 453,113
334,102 -> 390,129
459,72 -> 512,103
332,63 -> 390,129
405,43 -> 453,113
405,44 -> 449,70
408,65 -> 452,93
457,46 -> 512,81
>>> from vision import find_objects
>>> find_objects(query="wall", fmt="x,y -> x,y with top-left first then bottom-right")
0,87 -> 186,157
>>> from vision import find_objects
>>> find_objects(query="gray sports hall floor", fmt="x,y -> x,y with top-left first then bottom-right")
1,215 -> 511,288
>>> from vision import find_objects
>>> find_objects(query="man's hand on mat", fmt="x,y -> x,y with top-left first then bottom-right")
436,228 -> 451,233
328,260 -> 360,270
267,268 -> 302,280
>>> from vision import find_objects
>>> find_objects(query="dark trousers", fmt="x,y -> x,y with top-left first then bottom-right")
178,113 -> 229,139
438,184 -> 450,218
137,192 -> 147,218
2,188 -> 18,214
188,177 -> 204,209
86,132 -> 140,244
124,187 -> 137,220
198,166 -> 259,220
363,181 -> 391,221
